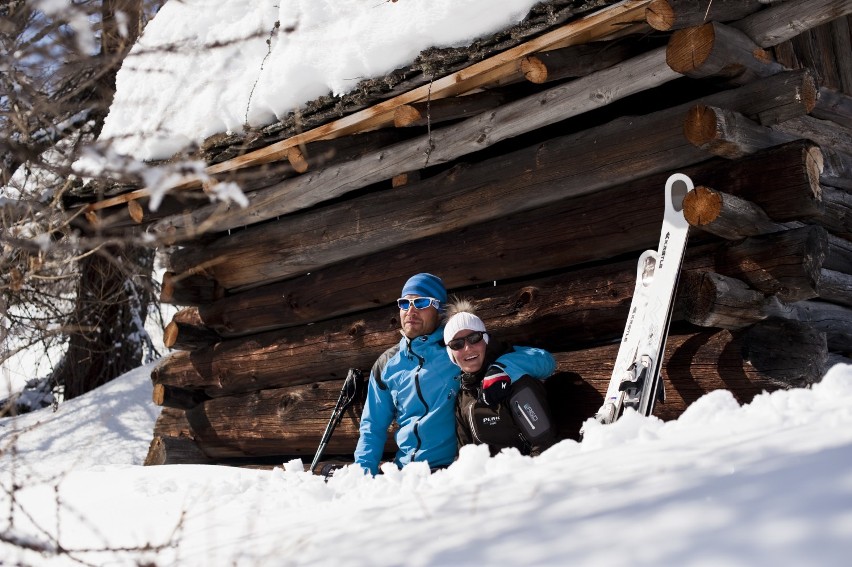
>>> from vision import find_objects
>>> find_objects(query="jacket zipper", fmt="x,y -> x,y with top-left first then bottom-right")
467,402 -> 483,444
408,341 -> 427,463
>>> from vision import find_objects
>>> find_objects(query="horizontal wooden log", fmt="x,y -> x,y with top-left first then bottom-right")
152,407 -> 193,439
207,159 -> 307,193
569,322 -> 828,426
765,298 -> 852,352
169,71 -> 818,291
682,270 -> 852,349
816,268 -> 852,307
81,183 -> 222,234
185,378 -> 395,460
771,114 -> 852,157
152,46 -> 679,240
184,142 -> 823,335
695,225 -> 845,303
827,353 -> 852,370
829,15 -> 852,93
826,232 -> 852,273
520,40 -> 653,84
741,318 -> 828,387
813,86 -> 852,130
152,316 -> 399,398
820,147 -> 852,190
697,140 -> 823,221
667,21 -> 784,85
393,91 -> 508,127
679,270 -> 770,329
180,323 -> 828,459
161,271 -> 223,305
144,435 -> 213,466
819,185 -> 852,238
646,0 -> 765,32
154,225 -> 841,398
682,185 -> 789,239
151,259 -> 650,397
684,104 -> 799,159
152,383 -> 211,410
732,0 -> 852,48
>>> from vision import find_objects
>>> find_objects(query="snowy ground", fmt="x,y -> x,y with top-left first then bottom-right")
2,361 -> 852,566
4,1 -> 852,564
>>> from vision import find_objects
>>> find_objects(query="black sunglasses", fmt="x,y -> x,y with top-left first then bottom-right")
447,331 -> 485,351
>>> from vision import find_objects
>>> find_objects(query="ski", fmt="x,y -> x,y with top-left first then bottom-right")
594,173 -> 694,425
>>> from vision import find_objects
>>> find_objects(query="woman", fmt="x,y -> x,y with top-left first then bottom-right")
444,299 -> 558,457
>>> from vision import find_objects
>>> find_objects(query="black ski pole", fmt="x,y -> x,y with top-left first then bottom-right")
310,368 -> 362,474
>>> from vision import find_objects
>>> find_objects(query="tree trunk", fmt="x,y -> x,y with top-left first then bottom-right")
55,245 -> 155,400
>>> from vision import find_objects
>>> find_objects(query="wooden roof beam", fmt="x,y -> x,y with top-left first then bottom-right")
732,0 -> 852,48
646,0 -> 766,32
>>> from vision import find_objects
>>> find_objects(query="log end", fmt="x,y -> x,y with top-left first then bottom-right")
666,23 -> 715,74
645,0 -> 674,32
805,145 -> 825,202
393,105 -> 423,128
683,104 -> 720,148
160,271 -> 177,303
127,200 -> 144,224
173,306 -> 204,326
683,185 -> 722,227
144,437 -> 167,466
163,321 -> 179,349
520,55 -> 548,84
287,146 -> 309,173
153,383 -> 166,406
680,271 -> 717,326
392,172 -> 412,188
801,72 -> 819,114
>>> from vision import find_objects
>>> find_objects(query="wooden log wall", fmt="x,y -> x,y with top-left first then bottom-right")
138,1 -> 852,468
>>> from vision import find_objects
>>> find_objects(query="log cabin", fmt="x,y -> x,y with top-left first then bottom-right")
67,0 -> 852,471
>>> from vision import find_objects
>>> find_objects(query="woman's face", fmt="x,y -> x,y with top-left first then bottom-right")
449,330 -> 487,374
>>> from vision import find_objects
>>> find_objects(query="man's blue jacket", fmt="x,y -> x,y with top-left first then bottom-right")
354,326 -> 556,475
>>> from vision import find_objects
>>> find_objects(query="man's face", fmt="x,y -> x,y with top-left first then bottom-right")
399,294 -> 441,338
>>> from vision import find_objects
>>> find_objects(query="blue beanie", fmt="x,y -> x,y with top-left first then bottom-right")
401,273 -> 448,305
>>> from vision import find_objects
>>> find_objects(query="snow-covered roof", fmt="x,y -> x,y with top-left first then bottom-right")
97,0 -> 606,162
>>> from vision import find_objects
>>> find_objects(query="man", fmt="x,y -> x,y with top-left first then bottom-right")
354,273 -> 555,475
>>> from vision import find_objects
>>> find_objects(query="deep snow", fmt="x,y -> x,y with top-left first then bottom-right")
2,362 -> 852,566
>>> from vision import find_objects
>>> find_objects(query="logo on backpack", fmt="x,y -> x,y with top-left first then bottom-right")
480,416 -> 500,426
522,403 -> 539,422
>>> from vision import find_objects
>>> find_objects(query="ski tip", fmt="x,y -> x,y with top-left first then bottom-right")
665,173 -> 694,215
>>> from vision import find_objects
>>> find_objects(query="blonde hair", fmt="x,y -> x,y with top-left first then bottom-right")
444,296 -> 478,319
